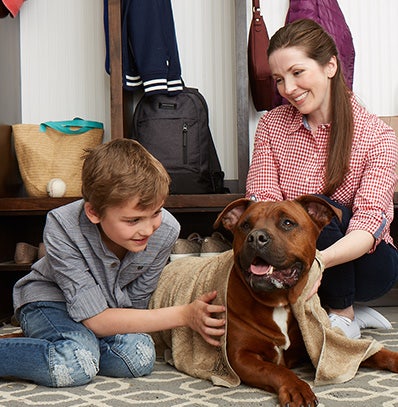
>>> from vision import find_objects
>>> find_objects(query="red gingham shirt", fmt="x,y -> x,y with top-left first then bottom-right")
246,97 -> 398,248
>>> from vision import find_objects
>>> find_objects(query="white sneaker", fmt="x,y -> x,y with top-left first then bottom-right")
329,313 -> 361,339
354,305 -> 392,330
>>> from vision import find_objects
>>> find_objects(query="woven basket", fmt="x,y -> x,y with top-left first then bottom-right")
13,122 -> 103,197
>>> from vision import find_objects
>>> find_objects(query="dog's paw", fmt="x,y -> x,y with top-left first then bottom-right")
278,379 -> 318,407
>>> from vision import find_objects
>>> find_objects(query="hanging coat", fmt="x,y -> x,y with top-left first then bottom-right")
104,0 -> 183,96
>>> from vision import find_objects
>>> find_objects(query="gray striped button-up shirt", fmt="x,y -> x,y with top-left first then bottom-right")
13,200 -> 180,322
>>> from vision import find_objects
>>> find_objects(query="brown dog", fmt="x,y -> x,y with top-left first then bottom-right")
214,195 -> 398,407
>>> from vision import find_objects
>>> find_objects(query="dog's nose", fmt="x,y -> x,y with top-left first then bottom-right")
248,230 -> 270,248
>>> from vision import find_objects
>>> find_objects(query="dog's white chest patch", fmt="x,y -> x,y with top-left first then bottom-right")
272,306 -> 291,364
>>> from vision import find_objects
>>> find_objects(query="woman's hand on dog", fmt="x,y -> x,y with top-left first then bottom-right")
186,291 -> 226,346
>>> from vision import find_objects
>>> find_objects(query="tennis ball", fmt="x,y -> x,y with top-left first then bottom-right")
47,178 -> 66,198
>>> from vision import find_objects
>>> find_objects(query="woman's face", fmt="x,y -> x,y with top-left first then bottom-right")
269,46 -> 337,122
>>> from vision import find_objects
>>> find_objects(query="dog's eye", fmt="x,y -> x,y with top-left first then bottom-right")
240,221 -> 251,232
281,218 -> 296,230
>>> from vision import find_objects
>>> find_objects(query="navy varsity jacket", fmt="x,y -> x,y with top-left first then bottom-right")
104,0 -> 183,95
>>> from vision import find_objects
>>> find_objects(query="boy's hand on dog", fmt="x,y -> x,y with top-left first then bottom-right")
186,291 -> 226,346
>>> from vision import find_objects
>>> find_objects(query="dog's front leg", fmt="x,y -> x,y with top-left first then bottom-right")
361,348 -> 398,372
230,350 -> 318,407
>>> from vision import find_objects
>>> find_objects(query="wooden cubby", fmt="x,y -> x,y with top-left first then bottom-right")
104,1 -> 248,232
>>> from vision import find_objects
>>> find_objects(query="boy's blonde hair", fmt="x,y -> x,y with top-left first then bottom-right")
82,139 -> 170,216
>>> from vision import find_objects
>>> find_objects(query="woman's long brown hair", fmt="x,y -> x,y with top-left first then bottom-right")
268,19 -> 353,196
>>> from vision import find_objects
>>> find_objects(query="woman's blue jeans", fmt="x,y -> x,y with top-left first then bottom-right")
0,302 -> 155,387
316,195 -> 398,309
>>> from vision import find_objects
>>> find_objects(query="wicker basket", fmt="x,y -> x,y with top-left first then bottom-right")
12,120 -> 103,197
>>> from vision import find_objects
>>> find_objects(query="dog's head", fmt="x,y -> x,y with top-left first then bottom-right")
214,195 -> 341,295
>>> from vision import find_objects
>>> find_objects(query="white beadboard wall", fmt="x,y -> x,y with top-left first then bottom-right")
171,0 -> 237,180
18,0 -> 398,182
19,0 -> 109,135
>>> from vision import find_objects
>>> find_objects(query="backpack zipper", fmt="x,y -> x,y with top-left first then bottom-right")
182,123 -> 188,164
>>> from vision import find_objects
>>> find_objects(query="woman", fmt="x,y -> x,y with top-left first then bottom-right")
246,19 -> 398,339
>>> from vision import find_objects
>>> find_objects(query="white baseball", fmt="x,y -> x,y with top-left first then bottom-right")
47,178 -> 66,197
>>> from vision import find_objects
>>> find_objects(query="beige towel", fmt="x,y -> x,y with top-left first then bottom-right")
291,252 -> 382,385
150,250 -> 383,387
150,250 -> 239,387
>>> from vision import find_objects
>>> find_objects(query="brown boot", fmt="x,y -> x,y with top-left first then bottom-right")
14,242 -> 38,264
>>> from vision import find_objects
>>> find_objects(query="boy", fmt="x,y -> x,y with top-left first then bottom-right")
0,139 -> 225,387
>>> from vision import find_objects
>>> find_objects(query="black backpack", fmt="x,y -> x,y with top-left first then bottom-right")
131,87 -> 226,194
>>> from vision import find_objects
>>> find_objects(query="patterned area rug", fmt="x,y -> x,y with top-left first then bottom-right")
1,324 -> 398,407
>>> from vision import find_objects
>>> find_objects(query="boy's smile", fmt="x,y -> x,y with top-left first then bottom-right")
84,198 -> 163,259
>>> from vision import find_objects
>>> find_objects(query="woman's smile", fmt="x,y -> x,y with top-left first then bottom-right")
294,91 -> 308,103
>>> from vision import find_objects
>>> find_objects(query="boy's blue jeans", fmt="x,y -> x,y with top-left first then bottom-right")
0,301 -> 155,387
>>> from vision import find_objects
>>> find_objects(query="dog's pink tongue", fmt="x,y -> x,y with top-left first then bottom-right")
250,264 -> 272,276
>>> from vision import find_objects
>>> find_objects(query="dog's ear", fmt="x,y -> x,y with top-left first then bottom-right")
214,198 -> 253,231
296,195 -> 342,231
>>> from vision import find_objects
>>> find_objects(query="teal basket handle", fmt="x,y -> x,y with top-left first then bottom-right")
39,118 -> 104,135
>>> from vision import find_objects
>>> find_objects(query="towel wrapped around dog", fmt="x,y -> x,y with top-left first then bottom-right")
150,250 -> 383,387
290,252 -> 382,385
149,250 -> 239,387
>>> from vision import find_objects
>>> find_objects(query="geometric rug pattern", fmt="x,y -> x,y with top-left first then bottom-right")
1,324 -> 398,407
